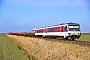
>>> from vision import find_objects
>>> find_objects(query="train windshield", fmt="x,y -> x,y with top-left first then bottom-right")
68,25 -> 80,31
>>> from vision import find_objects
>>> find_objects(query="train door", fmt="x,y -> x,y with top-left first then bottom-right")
64,26 -> 67,38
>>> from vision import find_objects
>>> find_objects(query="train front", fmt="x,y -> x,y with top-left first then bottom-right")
67,23 -> 81,40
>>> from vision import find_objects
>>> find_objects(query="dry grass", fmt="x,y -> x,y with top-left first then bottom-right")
7,35 -> 90,60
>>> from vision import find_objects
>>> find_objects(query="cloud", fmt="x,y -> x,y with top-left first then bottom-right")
4,0 -> 86,6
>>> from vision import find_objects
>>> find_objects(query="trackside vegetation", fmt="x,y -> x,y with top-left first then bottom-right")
8,35 -> 90,60
0,35 -> 29,60
77,35 -> 90,42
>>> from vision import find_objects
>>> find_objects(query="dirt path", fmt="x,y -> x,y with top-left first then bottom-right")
7,35 -> 90,60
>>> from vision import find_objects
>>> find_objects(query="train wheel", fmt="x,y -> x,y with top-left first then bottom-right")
42,36 -> 47,38
65,37 -> 68,40
71,38 -> 75,41
51,36 -> 56,39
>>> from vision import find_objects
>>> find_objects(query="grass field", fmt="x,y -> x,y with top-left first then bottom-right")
7,35 -> 90,60
77,35 -> 90,42
0,35 -> 29,60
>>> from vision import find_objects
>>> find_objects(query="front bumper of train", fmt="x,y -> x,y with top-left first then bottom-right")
68,32 -> 81,39
68,35 -> 81,39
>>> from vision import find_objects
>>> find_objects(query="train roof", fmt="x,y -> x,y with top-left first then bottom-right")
60,22 -> 79,25
34,22 -> 80,30
33,27 -> 45,30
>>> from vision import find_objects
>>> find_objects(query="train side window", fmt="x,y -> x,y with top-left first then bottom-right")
57,27 -> 60,32
50,28 -> 52,32
54,27 -> 57,32
47,28 -> 50,32
38,29 -> 44,32
35,30 -> 36,33
37,30 -> 38,33
47,28 -> 54,32
50,28 -> 54,32
64,26 -> 67,32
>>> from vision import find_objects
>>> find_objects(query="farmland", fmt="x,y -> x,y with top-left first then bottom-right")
7,35 -> 90,60
0,35 -> 29,60
77,35 -> 90,42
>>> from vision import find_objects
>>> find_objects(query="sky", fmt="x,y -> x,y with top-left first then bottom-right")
0,0 -> 90,33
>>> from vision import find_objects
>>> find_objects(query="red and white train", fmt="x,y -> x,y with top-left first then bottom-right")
33,23 -> 81,40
